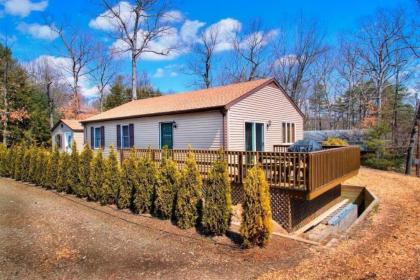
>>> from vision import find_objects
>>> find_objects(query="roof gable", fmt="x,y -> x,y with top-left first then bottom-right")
51,119 -> 83,132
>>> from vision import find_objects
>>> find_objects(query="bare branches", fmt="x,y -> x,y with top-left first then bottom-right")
186,25 -> 219,88
269,16 -> 328,106
98,0 -> 175,100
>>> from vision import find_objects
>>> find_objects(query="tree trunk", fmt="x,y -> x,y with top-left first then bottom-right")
2,60 -> 8,145
405,99 -> 420,175
47,82 -> 54,129
131,53 -> 137,100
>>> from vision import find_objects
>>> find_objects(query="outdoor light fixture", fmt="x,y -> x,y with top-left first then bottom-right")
172,121 -> 177,129
267,120 -> 272,129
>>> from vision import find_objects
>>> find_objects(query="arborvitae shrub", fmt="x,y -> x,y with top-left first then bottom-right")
100,146 -> 122,205
56,152 -> 71,192
47,148 -> 60,189
5,147 -> 15,177
33,147 -> 44,185
77,144 -> 93,198
39,150 -> 50,187
134,151 -> 159,213
118,149 -> 139,209
67,142 -> 80,194
175,151 -> 203,229
28,147 -> 39,183
201,149 -> 232,235
240,165 -> 272,248
0,144 -> 8,176
154,147 -> 180,219
89,149 -> 106,201
21,147 -> 32,182
13,145 -> 24,181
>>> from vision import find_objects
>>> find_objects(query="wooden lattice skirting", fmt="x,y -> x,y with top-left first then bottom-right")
232,184 -> 341,232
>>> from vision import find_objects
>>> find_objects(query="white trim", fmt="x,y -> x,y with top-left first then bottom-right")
244,121 -> 265,152
93,126 -> 102,149
119,124 -> 130,149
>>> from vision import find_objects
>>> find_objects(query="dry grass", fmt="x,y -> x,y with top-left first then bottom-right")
260,167 -> 420,280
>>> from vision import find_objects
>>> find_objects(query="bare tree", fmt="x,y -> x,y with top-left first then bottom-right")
48,22 -> 95,116
25,57 -> 65,128
270,16 -> 328,107
0,42 -> 11,145
229,20 -> 275,82
186,25 -> 219,88
90,43 -> 116,112
97,0 -> 176,100
355,8 -> 409,120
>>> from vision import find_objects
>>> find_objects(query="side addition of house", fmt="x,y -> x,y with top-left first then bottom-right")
51,119 -> 84,152
80,78 -> 304,152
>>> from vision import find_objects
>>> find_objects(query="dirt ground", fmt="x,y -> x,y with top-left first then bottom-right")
260,167 -> 420,280
0,167 -> 419,279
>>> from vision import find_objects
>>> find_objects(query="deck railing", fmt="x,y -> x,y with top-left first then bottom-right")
120,146 -> 360,199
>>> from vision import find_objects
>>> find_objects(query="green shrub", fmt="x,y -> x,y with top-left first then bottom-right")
46,148 -> 60,189
21,147 -> 32,182
100,146 -> 122,205
175,151 -> 203,229
201,149 -> 232,235
77,144 -> 93,197
89,149 -> 106,201
28,147 -> 39,183
240,165 -> 272,248
154,147 -> 180,219
0,144 -> 8,176
33,147 -> 45,185
13,145 -> 24,180
133,151 -> 159,213
67,142 -> 80,194
38,149 -> 50,187
56,152 -> 71,192
322,137 -> 348,146
118,149 -> 138,209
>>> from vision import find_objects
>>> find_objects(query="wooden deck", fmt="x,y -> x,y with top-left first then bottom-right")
120,146 -> 360,200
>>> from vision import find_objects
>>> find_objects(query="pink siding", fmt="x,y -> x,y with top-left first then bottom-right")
227,83 -> 304,151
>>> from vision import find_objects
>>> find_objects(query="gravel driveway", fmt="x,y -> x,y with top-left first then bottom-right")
0,178 -> 305,280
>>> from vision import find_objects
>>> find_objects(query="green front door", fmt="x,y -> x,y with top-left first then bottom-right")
160,122 -> 173,149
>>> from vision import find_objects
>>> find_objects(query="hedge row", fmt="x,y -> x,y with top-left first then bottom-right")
0,144 -> 272,247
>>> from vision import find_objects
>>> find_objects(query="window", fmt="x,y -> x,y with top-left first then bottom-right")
64,132 -> 73,152
282,122 -> 296,143
55,134 -> 62,149
245,122 -> 264,151
121,125 -> 130,148
94,127 -> 102,149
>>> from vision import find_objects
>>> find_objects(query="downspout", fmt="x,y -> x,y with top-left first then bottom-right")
221,108 -> 227,150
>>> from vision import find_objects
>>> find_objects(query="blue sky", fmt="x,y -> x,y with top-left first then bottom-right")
0,0 -> 415,98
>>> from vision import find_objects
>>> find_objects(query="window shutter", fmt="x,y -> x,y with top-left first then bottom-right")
90,127 -> 94,148
100,126 -> 105,148
129,123 -> 134,147
117,125 -> 121,149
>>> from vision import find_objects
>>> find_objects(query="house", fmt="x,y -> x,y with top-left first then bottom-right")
51,119 -> 84,152
80,78 -> 304,153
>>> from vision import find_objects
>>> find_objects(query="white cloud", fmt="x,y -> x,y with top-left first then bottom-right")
153,68 -> 164,78
89,1 -> 135,32
161,10 -> 184,23
180,19 -> 205,42
17,22 -> 58,41
205,18 -> 241,52
25,55 -> 99,99
111,27 -> 183,61
152,64 -> 179,78
2,0 -> 47,17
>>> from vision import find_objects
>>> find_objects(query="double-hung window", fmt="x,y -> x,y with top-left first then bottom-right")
282,122 -> 295,143
94,127 -> 102,149
121,125 -> 130,149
